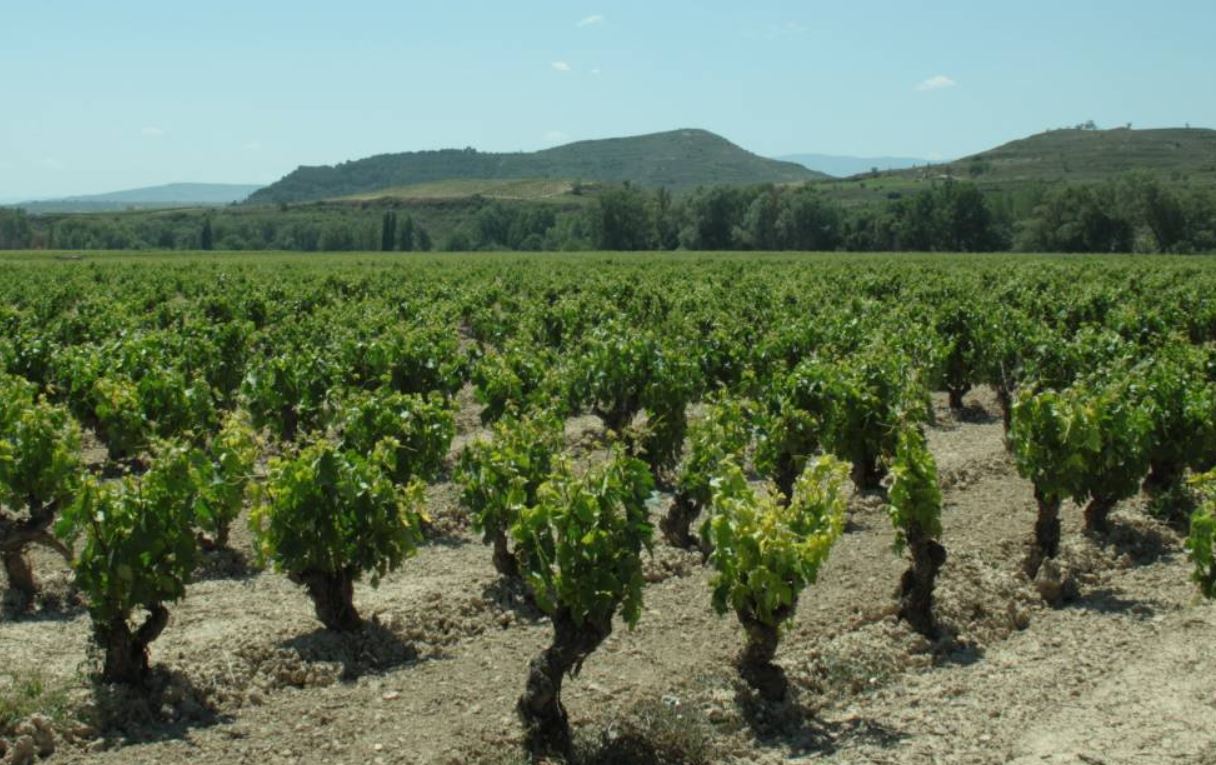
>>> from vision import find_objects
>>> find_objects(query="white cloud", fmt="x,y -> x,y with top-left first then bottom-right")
551,61 -> 571,72
242,140 -> 263,152
576,14 -> 604,27
590,67 -> 602,76
141,126 -> 165,137
767,21 -> 807,38
916,75 -> 957,92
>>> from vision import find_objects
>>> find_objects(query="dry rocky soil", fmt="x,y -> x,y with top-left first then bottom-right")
1,387 -> 1214,764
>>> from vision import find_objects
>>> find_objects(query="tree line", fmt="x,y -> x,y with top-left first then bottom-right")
2,173 -> 1214,253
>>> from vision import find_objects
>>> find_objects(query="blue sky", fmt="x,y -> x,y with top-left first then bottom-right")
2,0 -> 1213,199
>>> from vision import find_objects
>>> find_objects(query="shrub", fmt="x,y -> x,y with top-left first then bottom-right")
513,448 -> 654,759
250,441 -> 424,631
703,456 -> 847,700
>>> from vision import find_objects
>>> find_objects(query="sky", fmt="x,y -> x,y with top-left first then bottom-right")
2,0 -> 1214,200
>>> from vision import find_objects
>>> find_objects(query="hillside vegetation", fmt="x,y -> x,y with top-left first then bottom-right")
333,178 -> 594,204
246,129 -> 823,204
821,127 -> 1216,207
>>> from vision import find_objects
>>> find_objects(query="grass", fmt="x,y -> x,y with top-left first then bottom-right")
0,669 -> 74,733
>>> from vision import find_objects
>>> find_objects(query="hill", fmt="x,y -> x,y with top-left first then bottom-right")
778,153 -> 931,178
817,127 -> 1216,206
936,126 -> 1216,184
247,129 -> 824,204
14,183 -> 263,213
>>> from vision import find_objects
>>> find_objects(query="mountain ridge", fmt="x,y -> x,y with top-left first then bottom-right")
247,129 -> 825,204
12,183 -> 264,213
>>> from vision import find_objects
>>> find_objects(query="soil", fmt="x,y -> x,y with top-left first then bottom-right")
1,387 -> 1214,764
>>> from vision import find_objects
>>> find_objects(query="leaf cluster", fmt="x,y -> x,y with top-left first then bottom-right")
887,426 -> 943,554
704,456 -> 847,627
336,389 -> 455,485
457,411 -> 563,545
250,441 -> 423,585
56,443 -> 203,624
512,448 -> 654,629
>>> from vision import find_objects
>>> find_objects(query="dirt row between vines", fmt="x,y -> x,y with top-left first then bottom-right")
2,387 -> 1214,764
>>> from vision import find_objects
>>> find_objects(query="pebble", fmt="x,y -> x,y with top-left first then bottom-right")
6,736 -> 35,765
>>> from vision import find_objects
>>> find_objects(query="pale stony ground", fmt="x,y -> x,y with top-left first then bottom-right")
1,387 -> 1214,764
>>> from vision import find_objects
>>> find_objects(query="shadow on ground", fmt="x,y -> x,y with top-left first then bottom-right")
279,619 -> 421,682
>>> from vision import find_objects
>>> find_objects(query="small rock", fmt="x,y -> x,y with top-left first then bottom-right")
6,735 -> 35,765
382,691 -> 401,701
1034,559 -> 1078,605
24,715 -> 56,758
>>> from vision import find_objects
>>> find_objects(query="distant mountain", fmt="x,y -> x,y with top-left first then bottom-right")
778,154 -> 932,178
247,129 -> 826,204
15,183 -> 263,213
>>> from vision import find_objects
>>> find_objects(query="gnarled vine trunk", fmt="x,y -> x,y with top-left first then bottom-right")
1025,487 -> 1061,578
851,455 -> 884,492
518,607 -> 612,760
1,502 -> 67,612
735,604 -> 792,702
292,568 -> 361,632
774,454 -> 799,507
1084,494 -> 1116,535
491,530 -> 518,579
897,526 -> 947,638
280,406 -> 299,443
660,491 -> 700,549
996,385 -> 1014,434
948,384 -> 971,410
595,402 -> 637,437
1143,460 -> 1181,497
97,603 -> 169,685
2,550 -> 35,612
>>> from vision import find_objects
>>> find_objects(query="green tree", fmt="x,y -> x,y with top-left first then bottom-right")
415,225 -> 433,251
380,210 -> 397,251
592,183 -> 654,250
200,217 -> 214,251
398,214 -> 416,251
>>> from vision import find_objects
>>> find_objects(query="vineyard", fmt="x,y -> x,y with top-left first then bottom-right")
1,250 -> 1215,764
